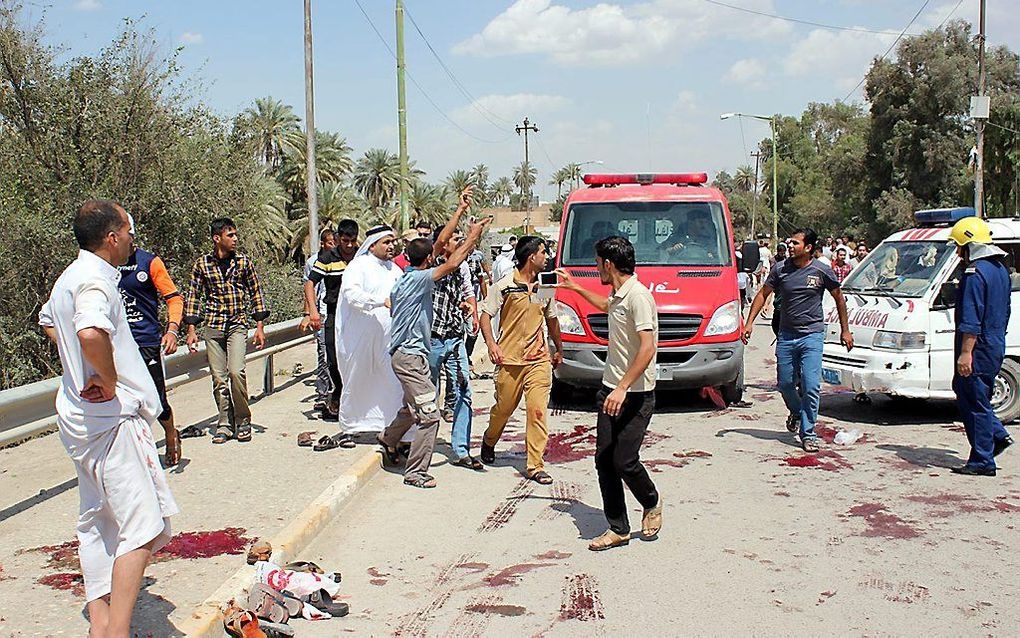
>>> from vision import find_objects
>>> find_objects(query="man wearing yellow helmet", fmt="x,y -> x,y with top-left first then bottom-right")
949,215 -> 1013,476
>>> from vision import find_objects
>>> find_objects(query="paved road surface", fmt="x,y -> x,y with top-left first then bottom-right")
293,330 -> 1020,636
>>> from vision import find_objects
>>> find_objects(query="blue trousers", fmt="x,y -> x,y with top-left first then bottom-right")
953,372 -> 1010,469
428,336 -> 473,459
776,331 -> 824,440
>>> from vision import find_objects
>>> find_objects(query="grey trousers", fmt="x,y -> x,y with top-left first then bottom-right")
205,324 -> 251,430
313,326 -> 331,404
381,350 -> 440,480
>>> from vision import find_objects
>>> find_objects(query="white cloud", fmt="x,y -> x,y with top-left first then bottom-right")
72,0 -> 101,11
455,0 -> 791,67
673,90 -> 698,113
450,93 -> 571,128
782,29 -> 896,93
179,32 -> 204,45
724,58 -> 767,88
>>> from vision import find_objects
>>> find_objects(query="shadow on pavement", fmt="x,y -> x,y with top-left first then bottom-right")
714,428 -> 801,449
819,395 -> 959,427
524,496 -> 605,540
875,443 -> 964,469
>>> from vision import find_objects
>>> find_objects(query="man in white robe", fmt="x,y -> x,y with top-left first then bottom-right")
335,225 -> 406,443
39,200 -> 179,637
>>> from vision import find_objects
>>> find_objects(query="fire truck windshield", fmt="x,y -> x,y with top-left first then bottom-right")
561,201 -> 731,267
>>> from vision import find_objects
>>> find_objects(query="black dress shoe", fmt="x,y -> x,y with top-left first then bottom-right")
951,465 -> 997,476
480,442 -> 496,464
994,436 -> 1015,457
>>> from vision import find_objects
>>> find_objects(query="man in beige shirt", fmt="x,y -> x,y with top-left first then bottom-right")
479,236 -> 563,484
557,235 -> 662,551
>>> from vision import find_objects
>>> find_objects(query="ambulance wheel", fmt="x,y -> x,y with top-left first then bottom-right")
992,359 -> 1020,424
721,366 -> 745,405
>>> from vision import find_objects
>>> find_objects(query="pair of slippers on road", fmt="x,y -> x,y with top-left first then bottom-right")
297,430 -> 356,451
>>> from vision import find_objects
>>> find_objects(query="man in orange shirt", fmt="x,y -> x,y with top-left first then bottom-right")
117,215 -> 184,465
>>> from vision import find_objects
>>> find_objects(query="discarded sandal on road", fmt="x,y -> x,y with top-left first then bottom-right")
223,603 -> 294,638
304,588 -> 350,617
248,583 -> 299,624
178,424 -> 206,439
297,431 -> 316,447
246,539 -> 273,565
284,560 -> 325,575
313,435 -> 341,451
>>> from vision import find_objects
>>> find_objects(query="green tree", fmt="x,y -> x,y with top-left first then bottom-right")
238,96 -> 300,170
734,165 -> 756,193
512,161 -> 538,210
491,176 -> 514,207
277,129 -> 353,205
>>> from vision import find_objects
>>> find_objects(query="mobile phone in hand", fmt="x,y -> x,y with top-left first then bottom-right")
538,271 -> 559,287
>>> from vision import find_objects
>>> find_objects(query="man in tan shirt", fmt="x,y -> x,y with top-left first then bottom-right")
557,235 -> 662,551
479,236 -> 563,484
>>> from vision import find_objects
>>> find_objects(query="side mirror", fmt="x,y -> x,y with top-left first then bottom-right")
740,241 -> 761,273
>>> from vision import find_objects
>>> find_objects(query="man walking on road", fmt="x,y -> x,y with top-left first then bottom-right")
117,214 -> 185,466
302,228 -> 336,414
305,220 -> 360,421
556,236 -> 662,551
39,200 -> 179,637
743,228 -> 854,452
480,236 -> 564,485
182,218 -> 270,444
378,211 -> 490,488
948,216 -> 1014,476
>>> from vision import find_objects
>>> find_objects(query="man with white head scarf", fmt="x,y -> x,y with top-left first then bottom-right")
333,225 -> 405,446
493,243 -> 515,283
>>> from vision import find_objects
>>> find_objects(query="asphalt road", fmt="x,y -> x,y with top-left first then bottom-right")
290,329 -> 1020,637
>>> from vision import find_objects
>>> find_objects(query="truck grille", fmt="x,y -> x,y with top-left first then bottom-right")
822,353 -> 867,369
676,270 -> 722,278
587,313 -> 702,342
593,351 -> 694,365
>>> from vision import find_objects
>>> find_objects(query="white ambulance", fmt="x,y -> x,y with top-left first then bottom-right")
821,208 -> 1020,423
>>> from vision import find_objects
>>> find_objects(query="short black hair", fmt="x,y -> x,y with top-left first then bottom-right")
406,237 -> 433,267
73,199 -> 124,250
514,235 -> 545,270
210,217 -> 236,237
792,227 -> 818,252
595,236 -> 636,275
319,228 -> 335,243
415,219 -> 431,230
336,219 -> 359,239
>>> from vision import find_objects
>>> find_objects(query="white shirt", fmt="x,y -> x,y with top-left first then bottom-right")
39,250 -> 161,445
303,254 -> 327,315
756,246 -> 772,274
493,254 -> 514,283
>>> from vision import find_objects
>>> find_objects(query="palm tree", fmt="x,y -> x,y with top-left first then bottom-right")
240,175 -> 292,259
469,163 -> 490,205
513,161 -> 538,207
289,181 -> 371,256
566,162 -> 583,190
549,166 -> 571,198
354,148 -> 401,212
241,97 -> 300,170
491,176 -> 514,207
278,130 -> 353,203
734,165 -> 757,193
445,169 -> 473,197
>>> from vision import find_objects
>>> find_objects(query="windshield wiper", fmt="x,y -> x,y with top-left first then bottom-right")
860,286 -> 903,308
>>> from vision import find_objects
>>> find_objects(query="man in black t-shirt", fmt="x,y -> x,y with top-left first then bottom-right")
743,228 -> 854,452
304,219 -> 360,419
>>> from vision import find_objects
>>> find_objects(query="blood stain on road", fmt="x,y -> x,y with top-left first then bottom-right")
642,431 -> 672,446
456,562 -> 490,572
37,572 -> 84,597
158,527 -> 252,560
848,503 -> 922,539
534,550 -> 572,560
465,603 -> 527,616
782,450 -> 853,472
751,393 -> 775,402
904,493 -> 1020,516
736,413 -> 761,421
544,426 -> 597,463
675,450 -> 712,460
482,563 -> 553,587
559,573 -> 605,622
815,423 -> 874,444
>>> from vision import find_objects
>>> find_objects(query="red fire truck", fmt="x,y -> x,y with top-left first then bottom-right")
551,172 -> 745,403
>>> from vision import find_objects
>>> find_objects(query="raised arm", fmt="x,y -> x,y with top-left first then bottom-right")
432,186 -> 473,259
432,215 -> 492,281
554,268 -> 609,312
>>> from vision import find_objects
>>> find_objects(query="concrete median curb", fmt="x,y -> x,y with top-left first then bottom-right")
175,447 -> 383,638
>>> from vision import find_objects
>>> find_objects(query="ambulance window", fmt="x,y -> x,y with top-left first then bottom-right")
1000,243 -> 1020,291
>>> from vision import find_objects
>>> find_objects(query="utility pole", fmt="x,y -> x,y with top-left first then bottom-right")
516,117 -> 539,232
770,115 -> 779,251
303,0 -> 318,255
395,0 -> 410,231
973,0 -> 988,218
750,150 -> 762,239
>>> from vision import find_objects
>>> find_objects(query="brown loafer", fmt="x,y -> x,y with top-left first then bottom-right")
642,497 -> 663,537
588,529 -> 630,552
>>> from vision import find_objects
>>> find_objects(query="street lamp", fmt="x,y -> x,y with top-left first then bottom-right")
721,112 -> 779,250
575,160 -> 603,189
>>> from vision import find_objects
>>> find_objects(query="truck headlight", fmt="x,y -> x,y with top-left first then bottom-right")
704,300 -> 741,337
556,301 -> 585,336
872,330 -> 926,350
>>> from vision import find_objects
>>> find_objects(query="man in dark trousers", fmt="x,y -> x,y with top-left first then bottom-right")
556,236 -> 662,551
117,214 -> 185,466
948,216 -> 1014,476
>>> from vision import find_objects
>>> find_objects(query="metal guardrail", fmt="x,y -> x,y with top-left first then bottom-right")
0,318 -> 313,448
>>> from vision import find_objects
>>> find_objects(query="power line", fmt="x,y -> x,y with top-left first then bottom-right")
988,120 -> 1020,137
351,0 -> 509,144
697,0 -> 922,36
403,4 -> 514,133
839,0 -> 934,104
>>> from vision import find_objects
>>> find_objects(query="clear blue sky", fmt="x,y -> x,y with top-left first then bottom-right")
37,0 -> 1018,201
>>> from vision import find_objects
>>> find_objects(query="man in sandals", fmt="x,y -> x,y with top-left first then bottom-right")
556,236 -> 662,551
479,236 -> 564,485
378,195 -> 490,488
39,200 -> 179,636
116,214 -> 184,466
183,217 -> 270,444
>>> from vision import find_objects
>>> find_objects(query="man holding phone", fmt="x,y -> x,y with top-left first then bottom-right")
556,236 -> 661,551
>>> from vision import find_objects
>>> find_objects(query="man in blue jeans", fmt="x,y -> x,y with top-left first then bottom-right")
743,228 -> 853,451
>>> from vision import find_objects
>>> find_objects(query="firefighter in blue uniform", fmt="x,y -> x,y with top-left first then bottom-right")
949,216 -> 1014,476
